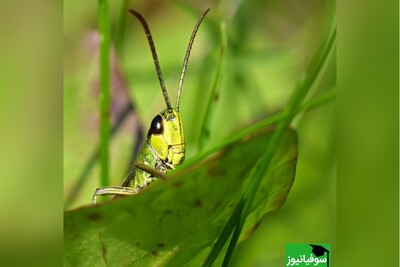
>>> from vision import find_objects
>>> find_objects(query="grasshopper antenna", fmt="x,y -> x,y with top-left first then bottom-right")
176,8 -> 210,111
129,9 -> 172,110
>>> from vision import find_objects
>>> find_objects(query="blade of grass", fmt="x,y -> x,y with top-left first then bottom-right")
115,0 -> 129,56
200,26 -> 337,266
201,200 -> 243,267
98,0 -> 111,187
300,87 -> 336,112
198,21 -> 227,151
222,27 -> 337,267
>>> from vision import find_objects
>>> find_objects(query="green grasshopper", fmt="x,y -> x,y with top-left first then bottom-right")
92,8 -> 210,204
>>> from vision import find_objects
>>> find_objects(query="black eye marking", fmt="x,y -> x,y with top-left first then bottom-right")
148,115 -> 164,137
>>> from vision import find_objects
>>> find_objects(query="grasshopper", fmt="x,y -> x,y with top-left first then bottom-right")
92,8 -> 210,204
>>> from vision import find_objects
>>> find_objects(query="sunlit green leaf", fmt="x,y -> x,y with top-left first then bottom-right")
64,127 -> 297,267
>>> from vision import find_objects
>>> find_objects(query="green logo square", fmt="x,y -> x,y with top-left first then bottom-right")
285,244 -> 331,266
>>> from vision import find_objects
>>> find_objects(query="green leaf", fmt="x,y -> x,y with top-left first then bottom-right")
64,127 -> 297,267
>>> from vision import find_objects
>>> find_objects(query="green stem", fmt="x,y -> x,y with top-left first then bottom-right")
200,87 -> 336,265
222,27 -> 337,267
198,22 -> 227,151
201,199 -> 244,267
201,26 -> 336,266
116,0 -> 129,55
98,0 -> 110,187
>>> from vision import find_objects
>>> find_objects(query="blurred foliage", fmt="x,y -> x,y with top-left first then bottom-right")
64,0 -> 335,266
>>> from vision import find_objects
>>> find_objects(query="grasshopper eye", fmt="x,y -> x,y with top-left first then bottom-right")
148,114 -> 164,137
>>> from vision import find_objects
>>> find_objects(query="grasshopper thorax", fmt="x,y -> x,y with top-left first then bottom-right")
147,108 -> 185,168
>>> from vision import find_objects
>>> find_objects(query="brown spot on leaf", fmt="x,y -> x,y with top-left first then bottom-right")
88,213 -> 101,221
158,242 -> 165,248
101,243 -> 108,265
253,220 -> 262,231
207,164 -> 225,177
159,209 -> 174,223
213,92 -> 220,101
246,220 -> 262,236
193,199 -> 202,207
125,208 -> 137,216
271,184 -> 292,210
173,181 -> 183,188
151,250 -> 158,256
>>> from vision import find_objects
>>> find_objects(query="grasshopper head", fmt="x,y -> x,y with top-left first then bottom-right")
147,108 -> 185,167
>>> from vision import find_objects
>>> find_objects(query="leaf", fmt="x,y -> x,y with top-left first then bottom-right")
64,127 -> 297,267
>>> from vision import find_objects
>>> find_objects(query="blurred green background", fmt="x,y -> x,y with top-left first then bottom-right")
64,0 -> 336,266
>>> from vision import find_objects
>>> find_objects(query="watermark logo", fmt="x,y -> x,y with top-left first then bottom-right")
286,244 -> 331,266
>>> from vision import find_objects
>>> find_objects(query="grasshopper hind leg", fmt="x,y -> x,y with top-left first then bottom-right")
92,186 -> 138,204
92,170 -> 138,204
91,163 -> 167,204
